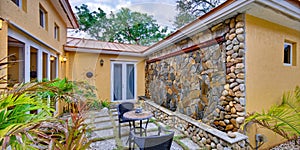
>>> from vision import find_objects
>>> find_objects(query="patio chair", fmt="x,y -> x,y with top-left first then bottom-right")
129,126 -> 175,150
117,102 -> 135,138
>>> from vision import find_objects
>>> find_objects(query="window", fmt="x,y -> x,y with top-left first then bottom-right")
11,0 -> 21,7
54,24 -> 59,40
39,6 -> 47,29
284,41 -> 296,66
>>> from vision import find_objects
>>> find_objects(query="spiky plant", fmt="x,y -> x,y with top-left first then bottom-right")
242,86 -> 300,140
0,55 -> 101,149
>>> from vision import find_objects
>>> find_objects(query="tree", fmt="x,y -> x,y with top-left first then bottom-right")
75,5 -> 168,46
173,11 -> 196,29
174,0 -> 223,28
75,4 -> 106,32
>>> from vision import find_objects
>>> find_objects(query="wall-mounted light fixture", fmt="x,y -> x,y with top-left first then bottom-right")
50,56 -> 55,61
0,17 -> 4,30
100,59 -> 104,66
61,56 -> 67,63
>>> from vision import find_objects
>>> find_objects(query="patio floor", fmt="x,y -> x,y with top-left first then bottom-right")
84,108 -> 201,150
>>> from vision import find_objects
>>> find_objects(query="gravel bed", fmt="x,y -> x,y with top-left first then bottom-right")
270,137 -> 300,150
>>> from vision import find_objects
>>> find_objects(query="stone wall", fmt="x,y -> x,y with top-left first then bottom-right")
144,100 -> 249,149
212,14 -> 246,132
145,14 -> 246,132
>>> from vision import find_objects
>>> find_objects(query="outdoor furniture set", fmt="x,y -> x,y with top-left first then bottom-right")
117,102 -> 175,150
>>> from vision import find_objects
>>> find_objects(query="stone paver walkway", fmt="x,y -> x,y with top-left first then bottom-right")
84,108 -> 200,150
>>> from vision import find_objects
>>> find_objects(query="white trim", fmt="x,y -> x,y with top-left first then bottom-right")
8,28 -> 58,82
111,61 -> 137,101
19,0 -> 22,8
110,58 -> 139,62
257,0 -> 300,20
55,56 -> 58,78
18,47 -> 24,82
64,47 -> 144,57
47,54 -> 51,80
24,44 -> 30,82
8,21 -> 60,54
283,42 -> 293,66
37,49 -> 43,81
143,0 -> 254,56
12,0 -> 22,8
143,0 -> 300,56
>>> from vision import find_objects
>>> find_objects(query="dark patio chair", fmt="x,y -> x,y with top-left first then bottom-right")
130,126 -> 175,150
117,102 -> 135,138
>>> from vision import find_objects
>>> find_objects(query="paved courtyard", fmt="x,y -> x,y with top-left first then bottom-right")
84,108 -> 201,150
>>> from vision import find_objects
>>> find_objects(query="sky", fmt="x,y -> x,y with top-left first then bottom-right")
69,0 -> 178,30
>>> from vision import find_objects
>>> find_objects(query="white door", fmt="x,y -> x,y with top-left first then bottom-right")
111,61 -> 136,101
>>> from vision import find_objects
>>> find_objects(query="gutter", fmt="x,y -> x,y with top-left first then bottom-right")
64,46 -> 145,57
59,0 -> 79,29
256,0 -> 300,20
142,0 -> 255,56
142,0 -> 300,56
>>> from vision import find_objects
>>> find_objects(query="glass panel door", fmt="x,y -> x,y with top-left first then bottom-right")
126,64 -> 135,99
113,63 -> 123,101
112,62 -> 136,101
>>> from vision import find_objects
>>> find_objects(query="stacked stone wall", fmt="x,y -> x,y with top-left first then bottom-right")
212,14 -> 246,132
145,14 -> 246,133
144,100 -> 249,149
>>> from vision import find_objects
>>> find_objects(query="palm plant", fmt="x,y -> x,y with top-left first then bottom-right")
242,86 -> 300,140
0,55 -> 100,149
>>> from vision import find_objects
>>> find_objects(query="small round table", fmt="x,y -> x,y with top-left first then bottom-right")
123,110 -> 153,121
123,110 -> 153,149
123,111 -> 153,133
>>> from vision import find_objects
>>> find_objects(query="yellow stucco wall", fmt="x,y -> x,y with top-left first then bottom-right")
0,0 -> 67,53
245,14 -> 300,148
67,52 -> 145,101
0,0 -> 71,79
0,22 -> 8,88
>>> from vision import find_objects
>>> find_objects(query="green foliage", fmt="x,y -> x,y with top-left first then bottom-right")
242,86 -> 300,140
75,4 -> 106,31
174,0 -> 223,28
173,11 -> 196,29
75,5 -> 168,46
0,55 -> 101,149
45,106 -> 98,150
101,100 -> 110,108
0,93 -> 54,149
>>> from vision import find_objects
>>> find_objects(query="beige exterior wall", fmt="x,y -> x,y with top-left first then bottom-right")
67,52 -> 145,101
0,22 -> 8,88
0,0 -> 67,53
245,14 -> 300,148
0,0 -> 75,114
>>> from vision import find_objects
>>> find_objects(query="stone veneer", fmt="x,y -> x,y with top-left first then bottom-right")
144,100 -> 249,149
213,14 -> 246,132
145,14 -> 246,133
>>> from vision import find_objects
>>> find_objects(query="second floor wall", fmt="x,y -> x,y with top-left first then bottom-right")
0,0 -> 71,53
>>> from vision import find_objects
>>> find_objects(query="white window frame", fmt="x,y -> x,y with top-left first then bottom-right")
11,0 -> 22,8
8,28 -> 58,82
39,6 -> 46,29
54,23 -> 59,40
110,61 -> 137,101
283,42 -> 293,66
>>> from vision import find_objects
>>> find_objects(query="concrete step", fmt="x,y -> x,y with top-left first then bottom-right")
89,139 -> 117,150
179,138 -> 200,150
92,128 -> 115,139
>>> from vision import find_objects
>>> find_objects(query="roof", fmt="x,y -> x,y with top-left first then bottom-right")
64,0 -> 300,57
143,0 -> 300,56
64,37 -> 148,56
50,0 -> 79,29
